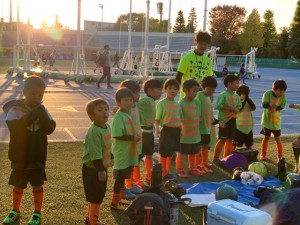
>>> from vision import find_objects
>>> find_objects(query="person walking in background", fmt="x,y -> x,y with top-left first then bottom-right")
239,63 -> 246,84
260,79 -> 287,161
2,76 -> 56,225
176,31 -> 213,98
97,44 -> 113,89
221,63 -> 229,81
112,53 -> 120,68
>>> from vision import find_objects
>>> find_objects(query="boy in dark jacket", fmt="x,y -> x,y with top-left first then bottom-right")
2,75 -> 56,225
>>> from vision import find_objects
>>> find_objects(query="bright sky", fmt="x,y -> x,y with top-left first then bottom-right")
1,0 -> 298,31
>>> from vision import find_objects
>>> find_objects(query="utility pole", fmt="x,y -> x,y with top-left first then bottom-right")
203,0 -> 208,31
99,4 -> 103,22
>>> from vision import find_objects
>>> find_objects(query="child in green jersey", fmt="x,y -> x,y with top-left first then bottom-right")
233,85 -> 256,149
111,88 -> 141,211
82,98 -> 112,225
118,80 -> 144,198
177,79 -> 202,178
155,79 -> 182,181
137,79 -> 163,184
260,79 -> 287,161
213,75 -> 241,164
196,76 -> 219,173
176,31 -> 213,98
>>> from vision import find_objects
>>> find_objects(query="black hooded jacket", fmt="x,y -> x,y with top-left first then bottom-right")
3,99 -> 56,170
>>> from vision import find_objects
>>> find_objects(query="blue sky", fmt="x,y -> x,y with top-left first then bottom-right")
1,0 -> 298,31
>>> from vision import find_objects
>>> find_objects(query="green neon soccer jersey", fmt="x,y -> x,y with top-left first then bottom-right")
196,91 -> 214,135
82,123 -> 112,169
156,98 -> 182,128
137,95 -> 156,127
261,90 -> 286,130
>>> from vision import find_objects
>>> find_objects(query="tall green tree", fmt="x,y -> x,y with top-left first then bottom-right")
288,0 -> 300,59
238,9 -> 264,54
261,10 -> 277,57
186,8 -> 197,33
173,10 -> 186,33
209,5 -> 246,54
275,27 -> 290,58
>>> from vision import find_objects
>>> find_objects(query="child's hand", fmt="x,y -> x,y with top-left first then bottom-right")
98,171 -> 106,182
134,134 -> 141,142
269,104 -> 277,112
232,107 -> 239,113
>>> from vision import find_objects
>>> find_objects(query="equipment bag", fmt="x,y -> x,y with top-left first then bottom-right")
125,192 -> 171,225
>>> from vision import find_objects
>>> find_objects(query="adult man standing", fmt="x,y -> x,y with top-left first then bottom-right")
97,44 -> 113,89
176,31 -> 213,98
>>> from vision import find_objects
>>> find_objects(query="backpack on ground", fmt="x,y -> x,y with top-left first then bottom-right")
125,192 -> 171,225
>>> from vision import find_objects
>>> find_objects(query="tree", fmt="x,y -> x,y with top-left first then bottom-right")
275,27 -> 290,58
209,5 -> 246,54
288,0 -> 300,59
238,9 -> 264,54
261,10 -> 277,57
114,13 -> 167,32
186,8 -> 197,33
173,10 -> 186,33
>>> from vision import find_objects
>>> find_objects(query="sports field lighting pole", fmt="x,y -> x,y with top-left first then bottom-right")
75,0 -> 81,75
144,0 -> 150,77
99,4 -> 103,22
128,0 -> 132,52
167,0 -> 171,52
15,0 -> 20,68
203,0 -> 208,31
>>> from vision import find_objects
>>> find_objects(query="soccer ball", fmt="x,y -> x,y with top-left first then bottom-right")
248,162 -> 268,178
215,184 -> 238,201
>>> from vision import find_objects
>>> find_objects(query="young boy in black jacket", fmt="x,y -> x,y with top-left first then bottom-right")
2,75 -> 56,225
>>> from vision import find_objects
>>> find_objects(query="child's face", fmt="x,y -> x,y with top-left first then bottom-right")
148,87 -> 163,100
133,91 -> 140,103
90,103 -> 109,126
118,96 -> 134,111
23,85 -> 45,108
273,89 -> 285,97
240,93 -> 246,100
203,86 -> 216,97
165,85 -> 179,99
228,80 -> 239,92
184,86 -> 199,100
196,41 -> 209,54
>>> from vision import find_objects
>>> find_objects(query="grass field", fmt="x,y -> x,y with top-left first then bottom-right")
0,136 -> 298,225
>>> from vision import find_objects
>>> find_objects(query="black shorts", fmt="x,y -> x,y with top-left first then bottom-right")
260,127 -> 281,137
180,142 -> 201,154
159,126 -> 181,158
142,131 -> 155,156
103,66 -> 111,76
218,118 -> 236,140
113,166 -> 133,180
200,134 -> 211,146
9,168 -> 47,189
82,165 -> 107,204
233,129 -> 253,148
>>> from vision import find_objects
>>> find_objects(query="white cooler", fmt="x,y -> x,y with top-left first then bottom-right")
207,199 -> 272,225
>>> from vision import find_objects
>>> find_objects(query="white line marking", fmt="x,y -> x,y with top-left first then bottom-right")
64,128 -> 77,141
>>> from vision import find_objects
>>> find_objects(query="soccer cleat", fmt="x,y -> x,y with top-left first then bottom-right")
201,166 -> 213,173
84,217 -> 90,225
107,85 -> 114,89
212,158 -> 222,165
110,203 -> 127,211
134,179 -> 148,190
2,210 -> 20,225
27,212 -> 41,225
125,188 -> 136,200
119,198 -> 132,205
129,186 -> 143,195
189,168 -> 204,176
176,168 -> 188,178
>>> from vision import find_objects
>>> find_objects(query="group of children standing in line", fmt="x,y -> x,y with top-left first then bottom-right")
2,72 -> 296,225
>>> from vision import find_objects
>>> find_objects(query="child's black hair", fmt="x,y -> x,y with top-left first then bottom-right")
115,87 -> 134,103
224,74 -> 239,88
24,75 -> 46,90
182,79 -> 199,91
241,63 -> 245,67
202,76 -> 218,89
236,84 -> 250,96
86,98 -> 109,121
163,78 -> 180,90
195,31 -> 211,44
272,79 -> 287,91
118,79 -> 141,92
143,79 -> 163,95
